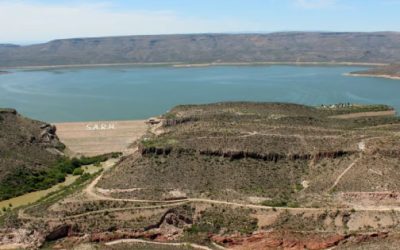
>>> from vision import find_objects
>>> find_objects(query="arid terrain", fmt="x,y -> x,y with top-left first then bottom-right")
1,102 -> 400,249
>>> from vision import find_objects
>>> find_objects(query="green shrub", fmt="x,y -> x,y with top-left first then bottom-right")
262,199 -> 288,207
72,168 -> 84,176
0,153 -> 120,201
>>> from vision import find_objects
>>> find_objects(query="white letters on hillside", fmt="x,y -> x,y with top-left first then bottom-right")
86,123 -> 116,131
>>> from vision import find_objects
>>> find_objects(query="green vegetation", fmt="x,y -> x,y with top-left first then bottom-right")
72,168 -> 84,176
0,170 -> 99,228
0,153 -> 120,201
261,197 -> 299,208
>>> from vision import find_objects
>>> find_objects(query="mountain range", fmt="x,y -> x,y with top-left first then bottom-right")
1,32 -> 400,67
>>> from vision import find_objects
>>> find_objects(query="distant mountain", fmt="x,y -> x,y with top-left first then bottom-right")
1,32 -> 400,67
0,44 -> 20,49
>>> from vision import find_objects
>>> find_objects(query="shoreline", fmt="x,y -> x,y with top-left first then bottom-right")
0,61 -> 387,70
172,61 -> 387,68
345,73 -> 400,80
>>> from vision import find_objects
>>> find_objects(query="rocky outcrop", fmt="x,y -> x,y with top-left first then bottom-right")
39,124 -> 59,144
88,207 -> 193,244
45,224 -> 71,241
0,108 -> 17,114
145,208 -> 193,231
212,231 -> 389,250
139,146 -> 173,156
89,231 -> 160,243
162,117 -> 198,127
0,229 -> 44,249
140,144 -> 354,162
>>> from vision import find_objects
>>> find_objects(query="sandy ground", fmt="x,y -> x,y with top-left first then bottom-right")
54,120 -> 148,156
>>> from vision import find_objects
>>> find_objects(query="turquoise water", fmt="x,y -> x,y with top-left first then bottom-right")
0,65 -> 399,122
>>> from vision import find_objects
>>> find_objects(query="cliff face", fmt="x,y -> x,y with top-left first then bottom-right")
0,109 -> 64,200
1,32 -> 400,67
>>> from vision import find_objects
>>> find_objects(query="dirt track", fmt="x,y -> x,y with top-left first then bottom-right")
329,110 -> 396,119
105,239 -> 216,250
54,120 -> 148,156
83,159 -> 400,213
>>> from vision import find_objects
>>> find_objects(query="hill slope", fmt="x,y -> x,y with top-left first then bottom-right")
1,32 -> 400,67
100,102 -> 400,205
0,109 -> 65,200
2,103 -> 400,249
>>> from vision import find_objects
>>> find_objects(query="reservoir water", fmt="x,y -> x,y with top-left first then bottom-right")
0,65 -> 399,122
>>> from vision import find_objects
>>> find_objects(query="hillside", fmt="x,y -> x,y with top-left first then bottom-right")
3,103 -> 400,249
0,109 -> 65,200
100,103 -> 400,204
1,32 -> 400,67
350,64 -> 400,79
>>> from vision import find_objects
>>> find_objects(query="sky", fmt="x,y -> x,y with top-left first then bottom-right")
0,0 -> 399,44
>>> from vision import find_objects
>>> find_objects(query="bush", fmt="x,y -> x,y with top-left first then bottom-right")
72,168 -> 84,176
261,199 -> 288,207
0,153 -> 120,201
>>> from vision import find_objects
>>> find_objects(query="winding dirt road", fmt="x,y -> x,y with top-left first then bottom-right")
83,159 -> 400,213
105,239 -> 217,250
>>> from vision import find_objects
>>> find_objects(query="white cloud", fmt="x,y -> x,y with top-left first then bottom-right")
0,1 -> 260,43
294,0 -> 337,9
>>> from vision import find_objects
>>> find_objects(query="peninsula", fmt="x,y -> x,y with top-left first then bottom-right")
348,64 -> 400,80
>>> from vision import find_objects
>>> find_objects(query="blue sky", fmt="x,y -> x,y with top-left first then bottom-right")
0,0 -> 399,44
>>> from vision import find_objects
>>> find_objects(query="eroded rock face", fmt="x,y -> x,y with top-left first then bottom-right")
0,108 -> 17,114
89,231 -> 161,243
39,124 -> 59,145
45,224 -> 71,241
211,231 -> 390,250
